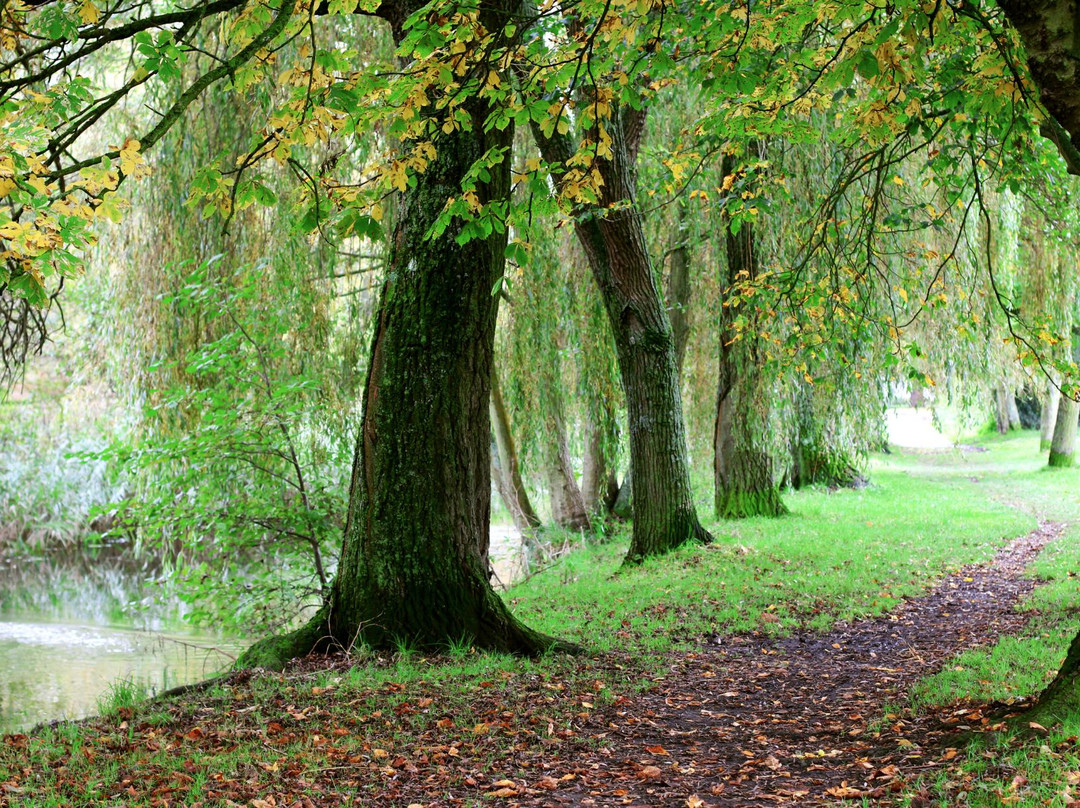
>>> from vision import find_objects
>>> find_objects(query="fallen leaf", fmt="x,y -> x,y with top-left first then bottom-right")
639,765 -> 662,780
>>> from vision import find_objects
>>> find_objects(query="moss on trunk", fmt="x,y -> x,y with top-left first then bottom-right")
238,7 -> 578,669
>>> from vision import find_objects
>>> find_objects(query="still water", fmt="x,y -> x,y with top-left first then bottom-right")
0,545 -> 244,734
0,526 -> 527,734
0,618 -> 240,733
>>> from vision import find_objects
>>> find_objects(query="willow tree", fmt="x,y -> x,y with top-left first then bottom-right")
713,147 -> 787,518
524,37 -> 713,561
0,0 -> 588,662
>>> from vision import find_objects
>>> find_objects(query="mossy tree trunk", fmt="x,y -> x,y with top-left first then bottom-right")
994,387 -> 1011,434
1049,330 -> 1080,468
1041,376 -> 1061,451
788,382 -> 862,490
714,149 -> 786,519
491,368 -> 542,533
1049,393 -> 1079,467
581,411 -> 619,518
531,107 -> 710,563
239,22 -> 574,670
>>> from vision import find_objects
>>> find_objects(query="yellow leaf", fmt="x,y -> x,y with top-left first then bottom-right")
0,221 -> 22,239
79,0 -> 100,24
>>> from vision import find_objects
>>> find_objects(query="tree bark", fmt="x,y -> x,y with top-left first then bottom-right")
994,387 -> 1011,435
544,390 -> 590,530
1050,330 -> 1080,468
491,368 -> 542,532
1049,393 -> 1079,467
714,149 -> 786,519
665,198 -> 692,376
999,2 -> 1080,175
788,382 -> 862,490
530,105 -> 710,562
238,24 -> 575,668
581,413 -> 618,518
1006,388 -> 1022,429
1041,377 -> 1061,450
998,0 -> 1080,714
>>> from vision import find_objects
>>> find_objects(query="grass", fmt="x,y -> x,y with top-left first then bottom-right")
880,431 -> 1080,806
2,429 -> 1077,806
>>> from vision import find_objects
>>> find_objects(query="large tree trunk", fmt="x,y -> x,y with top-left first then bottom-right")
788,382 -> 862,490
491,368 -> 542,532
999,1 -> 1080,714
1006,388 -> 1022,429
714,149 -> 786,519
544,390 -> 590,530
531,107 -> 710,562
1050,330 -> 1080,468
238,48 -> 574,670
999,2 -> 1080,175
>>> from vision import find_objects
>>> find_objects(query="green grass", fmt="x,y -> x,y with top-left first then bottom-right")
510,463 -> 1031,655
5,429 -> 1076,806
881,431 -> 1080,806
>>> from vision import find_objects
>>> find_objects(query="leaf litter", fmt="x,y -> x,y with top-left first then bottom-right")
0,522 -> 1064,807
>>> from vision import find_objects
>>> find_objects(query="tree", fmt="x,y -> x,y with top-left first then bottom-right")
0,0 -> 587,662
715,147 -> 787,518
527,68 -> 712,563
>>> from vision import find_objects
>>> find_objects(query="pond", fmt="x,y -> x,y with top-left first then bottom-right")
0,526 -> 528,734
0,544 -> 243,734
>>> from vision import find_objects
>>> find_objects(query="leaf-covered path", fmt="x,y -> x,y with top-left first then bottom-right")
1,521 -> 1066,807
536,522 -> 1063,806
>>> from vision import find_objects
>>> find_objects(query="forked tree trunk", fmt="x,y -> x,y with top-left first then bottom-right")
1041,377 -> 1060,451
715,149 -> 786,519
545,392 -> 590,530
491,369 -> 542,532
531,106 -> 710,562
238,64 -> 574,670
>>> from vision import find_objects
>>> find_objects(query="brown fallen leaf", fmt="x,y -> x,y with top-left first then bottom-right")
687,796 -> 706,808
639,765 -> 663,780
488,787 -> 517,798
826,783 -> 864,799
645,745 -> 670,756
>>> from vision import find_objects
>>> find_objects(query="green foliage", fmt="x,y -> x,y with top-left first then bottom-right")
86,258 -> 353,635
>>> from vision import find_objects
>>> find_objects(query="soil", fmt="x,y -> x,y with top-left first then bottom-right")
2,525 -> 1064,807
530,522 -> 1063,806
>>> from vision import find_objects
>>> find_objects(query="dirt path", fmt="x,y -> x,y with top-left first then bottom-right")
535,522 -> 1063,806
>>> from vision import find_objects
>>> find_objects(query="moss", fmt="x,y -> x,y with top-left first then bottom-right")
716,487 -> 788,520
1048,449 -> 1075,468
236,605 -> 331,671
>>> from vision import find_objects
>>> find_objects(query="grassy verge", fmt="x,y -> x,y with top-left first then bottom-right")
888,431 -> 1080,807
0,433 -> 1056,806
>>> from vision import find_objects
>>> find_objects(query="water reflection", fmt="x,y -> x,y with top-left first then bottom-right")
0,618 -> 241,733
0,543 -> 243,733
